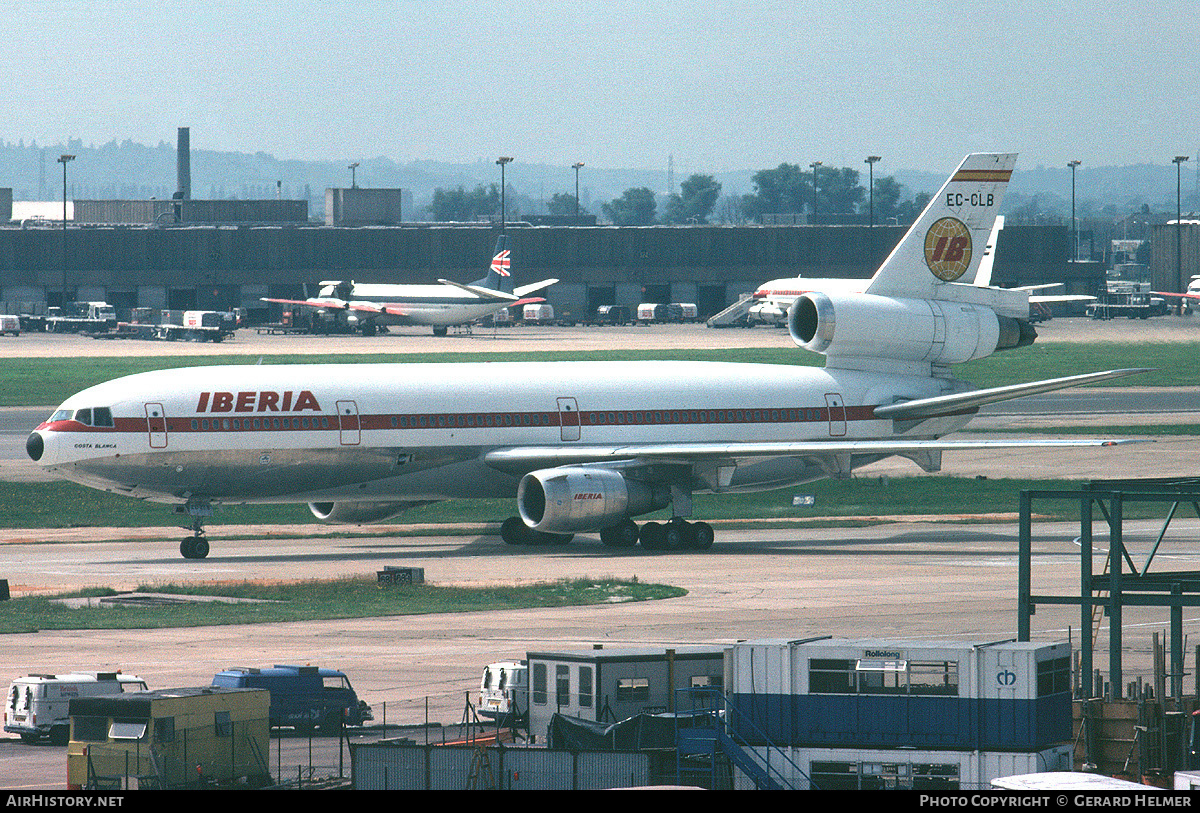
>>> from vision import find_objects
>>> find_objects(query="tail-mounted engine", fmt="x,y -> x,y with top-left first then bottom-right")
788,292 -> 1033,368
518,467 -> 669,535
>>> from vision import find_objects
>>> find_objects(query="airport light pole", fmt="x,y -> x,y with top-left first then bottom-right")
1068,160 -> 1081,263
348,162 -> 359,189
865,156 -> 881,227
1175,155 -> 1189,314
809,161 -> 822,221
496,156 -> 513,232
58,154 -> 75,304
572,162 -> 584,219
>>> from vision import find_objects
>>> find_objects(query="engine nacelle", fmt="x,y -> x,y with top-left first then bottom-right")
788,291 -> 1032,365
518,467 -> 668,534
308,500 -> 430,524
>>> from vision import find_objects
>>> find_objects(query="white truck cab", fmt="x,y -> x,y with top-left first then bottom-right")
478,661 -> 528,721
5,671 -> 149,744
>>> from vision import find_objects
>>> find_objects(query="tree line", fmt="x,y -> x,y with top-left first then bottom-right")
427,163 -> 931,226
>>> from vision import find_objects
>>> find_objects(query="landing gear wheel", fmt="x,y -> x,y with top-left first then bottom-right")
501,517 -> 529,545
600,519 -> 640,548
180,536 -> 210,559
690,521 -> 715,550
664,519 -> 693,550
640,521 -> 666,550
433,325 -> 448,336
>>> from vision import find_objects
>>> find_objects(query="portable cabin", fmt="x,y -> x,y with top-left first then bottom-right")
66,686 -> 270,790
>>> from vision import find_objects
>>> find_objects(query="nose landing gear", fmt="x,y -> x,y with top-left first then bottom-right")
176,500 -> 214,559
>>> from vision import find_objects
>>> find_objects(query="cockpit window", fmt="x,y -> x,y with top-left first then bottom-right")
70,407 -> 114,427
50,409 -> 71,422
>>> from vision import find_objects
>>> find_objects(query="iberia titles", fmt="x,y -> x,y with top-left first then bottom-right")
196,390 -> 322,413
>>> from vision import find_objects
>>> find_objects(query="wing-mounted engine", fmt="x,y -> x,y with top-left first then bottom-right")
517,467 -> 669,534
308,500 -> 434,524
788,291 -> 1034,372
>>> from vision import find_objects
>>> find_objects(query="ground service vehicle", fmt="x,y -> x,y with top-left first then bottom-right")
210,665 -> 372,734
0,315 -> 19,336
44,302 -> 117,333
478,661 -> 528,724
5,671 -> 148,745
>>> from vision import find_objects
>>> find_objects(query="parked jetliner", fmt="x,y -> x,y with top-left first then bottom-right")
1151,275 -> 1200,311
262,235 -> 557,335
27,154 -> 1143,559
746,217 -> 1092,324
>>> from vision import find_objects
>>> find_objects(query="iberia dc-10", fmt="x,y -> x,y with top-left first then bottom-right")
26,153 -> 1142,558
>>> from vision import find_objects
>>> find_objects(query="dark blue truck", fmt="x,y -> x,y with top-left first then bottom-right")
211,665 -> 372,734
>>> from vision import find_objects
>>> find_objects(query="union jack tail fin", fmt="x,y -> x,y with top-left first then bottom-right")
471,235 -> 515,294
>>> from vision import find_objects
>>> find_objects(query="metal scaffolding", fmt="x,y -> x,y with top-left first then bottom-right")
1018,478 -> 1200,701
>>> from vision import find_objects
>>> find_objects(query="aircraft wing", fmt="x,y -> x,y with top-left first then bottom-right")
436,279 -> 520,301
483,437 -> 1142,477
1151,290 -> 1200,300
872,368 -> 1149,422
260,297 -> 349,311
514,278 -> 559,298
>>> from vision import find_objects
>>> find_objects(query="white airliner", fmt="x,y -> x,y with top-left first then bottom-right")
746,216 -> 1093,324
27,153 -> 1143,559
262,235 -> 558,335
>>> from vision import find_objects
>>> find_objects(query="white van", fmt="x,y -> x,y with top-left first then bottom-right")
5,671 -> 149,744
0,315 -> 19,336
478,661 -> 528,721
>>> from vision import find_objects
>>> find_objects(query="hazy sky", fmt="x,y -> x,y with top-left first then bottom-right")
8,1 -> 1199,175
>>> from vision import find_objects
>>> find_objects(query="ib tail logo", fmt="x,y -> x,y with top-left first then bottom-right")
923,217 -> 972,281
996,668 -> 1017,687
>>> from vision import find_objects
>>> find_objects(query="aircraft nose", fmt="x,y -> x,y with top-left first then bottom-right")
26,432 -> 44,462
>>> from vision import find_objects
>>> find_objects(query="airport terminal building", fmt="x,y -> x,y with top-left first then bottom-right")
0,221 -> 1098,323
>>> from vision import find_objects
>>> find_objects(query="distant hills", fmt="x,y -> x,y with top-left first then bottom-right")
0,137 -> 1196,221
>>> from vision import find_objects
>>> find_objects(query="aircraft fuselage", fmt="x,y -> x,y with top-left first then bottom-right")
28,360 -> 965,505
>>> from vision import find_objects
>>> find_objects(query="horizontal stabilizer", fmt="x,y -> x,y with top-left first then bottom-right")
436,279 -> 519,301
873,368 -> 1150,422
514,278 -> 559,298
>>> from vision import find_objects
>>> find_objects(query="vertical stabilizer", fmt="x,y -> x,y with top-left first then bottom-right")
972,216 -> 1005,287
865,153 -> 1015,299
471,235 -> 514,293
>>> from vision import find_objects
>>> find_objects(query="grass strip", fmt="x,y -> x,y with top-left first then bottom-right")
2,577 -> 685,634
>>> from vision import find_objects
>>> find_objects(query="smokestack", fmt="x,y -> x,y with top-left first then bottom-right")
176,127 -> 191,200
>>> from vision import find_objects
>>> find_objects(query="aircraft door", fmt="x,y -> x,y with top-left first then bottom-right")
336,400 -> 361,445
145,402 -> 168,448
557,397 -> 581,442
825,393 -> 846,437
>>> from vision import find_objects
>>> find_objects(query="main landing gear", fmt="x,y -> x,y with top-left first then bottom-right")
176,500 -> 214,560
500,516 -> 714,552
